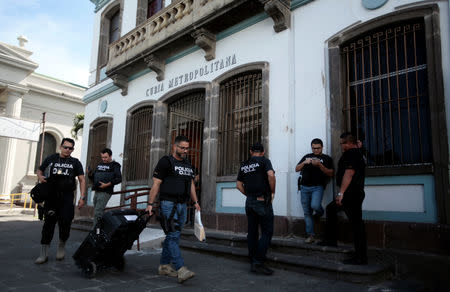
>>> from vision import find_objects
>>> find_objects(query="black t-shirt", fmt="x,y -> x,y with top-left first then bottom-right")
336,148 -> 366,193
39,153 -> 84,192
298,153 -> 334,187
153,155 -> 194,201
237,156 -> 274,196
91,161 -> 122,193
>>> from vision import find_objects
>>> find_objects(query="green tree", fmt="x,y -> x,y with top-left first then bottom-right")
71,113 -> 84,139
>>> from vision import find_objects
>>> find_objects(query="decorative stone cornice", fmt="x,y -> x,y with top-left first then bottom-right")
90,0 -> 111,13
111,73 -> 128,96
144,54 -> 165,81
259,0 -> 291,32
192,28 -> 216,61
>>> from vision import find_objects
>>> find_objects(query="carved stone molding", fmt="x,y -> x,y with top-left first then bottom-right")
259,0 -> 291,33
111,73 -> 128,96
192,28 -> 216,61
144,54 -> 165,81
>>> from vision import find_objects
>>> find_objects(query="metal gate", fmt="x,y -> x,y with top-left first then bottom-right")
167,91 -> 205,204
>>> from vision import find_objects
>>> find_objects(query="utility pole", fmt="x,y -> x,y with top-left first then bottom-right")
38,112 -> 46,167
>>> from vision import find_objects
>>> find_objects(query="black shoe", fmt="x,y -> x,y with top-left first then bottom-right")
251,264 -> 274,275
317,240 -> 337,247
312,212 -> 323,220
342,257 -> 368,265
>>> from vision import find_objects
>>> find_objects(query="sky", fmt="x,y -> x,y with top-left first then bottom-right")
0,0 -> 94,87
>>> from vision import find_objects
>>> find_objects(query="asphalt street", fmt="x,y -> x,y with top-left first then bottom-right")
0,209 -> 410,292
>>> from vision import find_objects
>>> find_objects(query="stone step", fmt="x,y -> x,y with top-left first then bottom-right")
181,228 -> 353,260
179,229 -> 392,283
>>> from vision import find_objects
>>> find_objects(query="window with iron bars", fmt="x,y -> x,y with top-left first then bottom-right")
125,106 -> 153,183
341,19 -> 432,167
218,71 -> 263,176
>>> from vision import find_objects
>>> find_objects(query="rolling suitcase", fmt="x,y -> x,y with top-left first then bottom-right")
73,209 -> 150,278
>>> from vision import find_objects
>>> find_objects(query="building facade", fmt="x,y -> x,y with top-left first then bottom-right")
0,39 -> 86,195
82,0 -> 450,252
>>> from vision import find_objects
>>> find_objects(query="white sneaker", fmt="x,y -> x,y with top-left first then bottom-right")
304,235 -> 315,244
177,266 -> 195,283
158,264 -> 177,277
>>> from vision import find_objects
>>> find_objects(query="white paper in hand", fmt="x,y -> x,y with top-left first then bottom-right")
194,210 -> 206,241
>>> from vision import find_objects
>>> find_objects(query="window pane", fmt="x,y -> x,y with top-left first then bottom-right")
109,10 -> 120,44
341,19 -> 431,167
125,106 -> 153,182
218,71 -> 262,176
147,0 -> 162,18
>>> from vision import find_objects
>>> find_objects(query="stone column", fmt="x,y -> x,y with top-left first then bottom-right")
0,86 -> 27,194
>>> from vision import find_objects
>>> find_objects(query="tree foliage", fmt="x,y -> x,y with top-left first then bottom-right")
71,113 -> 84,139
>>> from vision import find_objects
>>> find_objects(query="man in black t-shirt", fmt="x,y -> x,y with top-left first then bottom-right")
237,142 -> 276,275
88,148 -> 122,227
145,135 -> 200,283
295,138 -> 334,243
318,133 -> 367,265
35,138 -> 86,264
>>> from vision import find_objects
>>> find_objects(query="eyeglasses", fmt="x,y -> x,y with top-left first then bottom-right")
176,145 -> 189,151
312,147 -> 322,150
62,146 -> 74,150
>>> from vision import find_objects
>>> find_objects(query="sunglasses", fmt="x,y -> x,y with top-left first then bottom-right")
176,145 -> 189,151
62,146 -> 74,150
312,147 -> 322,150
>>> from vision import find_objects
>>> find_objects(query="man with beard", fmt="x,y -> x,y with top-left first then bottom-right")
146,135 -> 200,283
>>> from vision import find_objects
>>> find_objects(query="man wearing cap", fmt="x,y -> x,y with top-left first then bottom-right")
237,142 -> 276,275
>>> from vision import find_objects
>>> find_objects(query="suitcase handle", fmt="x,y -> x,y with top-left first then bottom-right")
137,210 -> 152,224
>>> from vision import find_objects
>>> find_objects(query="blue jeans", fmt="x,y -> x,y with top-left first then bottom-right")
245,196 -> 274,265
160,200 -> 187,270
300,185 -> 324,236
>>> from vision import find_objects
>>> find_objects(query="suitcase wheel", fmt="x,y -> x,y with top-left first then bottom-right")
83,261 -> 97,279
114,256 -> 126,271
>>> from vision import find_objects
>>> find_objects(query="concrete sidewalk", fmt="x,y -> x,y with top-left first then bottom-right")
0,212 -> 423,291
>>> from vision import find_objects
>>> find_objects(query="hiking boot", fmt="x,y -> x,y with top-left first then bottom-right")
177,266 -> 195,283
56,241 -> 66,260
251,263 -> 274,275
35,245 -> 49,264
158,264 -> 177,277
304,235 -> 315,244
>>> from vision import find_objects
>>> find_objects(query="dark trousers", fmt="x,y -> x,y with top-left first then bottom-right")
245,197 -> 274,264
41,192 -> 75,245
324,191 -> 367,261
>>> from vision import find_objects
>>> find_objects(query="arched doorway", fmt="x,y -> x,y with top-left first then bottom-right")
34,132 -> 57,171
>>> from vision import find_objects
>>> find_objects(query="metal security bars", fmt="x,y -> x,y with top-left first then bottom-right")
218,71 -> 262,176
341,19 -> 432,167
125,106 -> 153,182
167,91 -> 205,176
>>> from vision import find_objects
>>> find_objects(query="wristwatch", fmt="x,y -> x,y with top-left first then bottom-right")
148,202 -> 154,206
193,201 -> 199,205
336,192 -> 342,197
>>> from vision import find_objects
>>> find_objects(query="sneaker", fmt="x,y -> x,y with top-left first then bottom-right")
317,240 -> 337,247
251,263 -> 274,275
342,257 -> 368,265
304,235 -> 315,244
177,266 -> 195,283
158,264 -> 177,277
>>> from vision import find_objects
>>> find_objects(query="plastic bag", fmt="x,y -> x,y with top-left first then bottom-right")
194,210 -> 206,242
